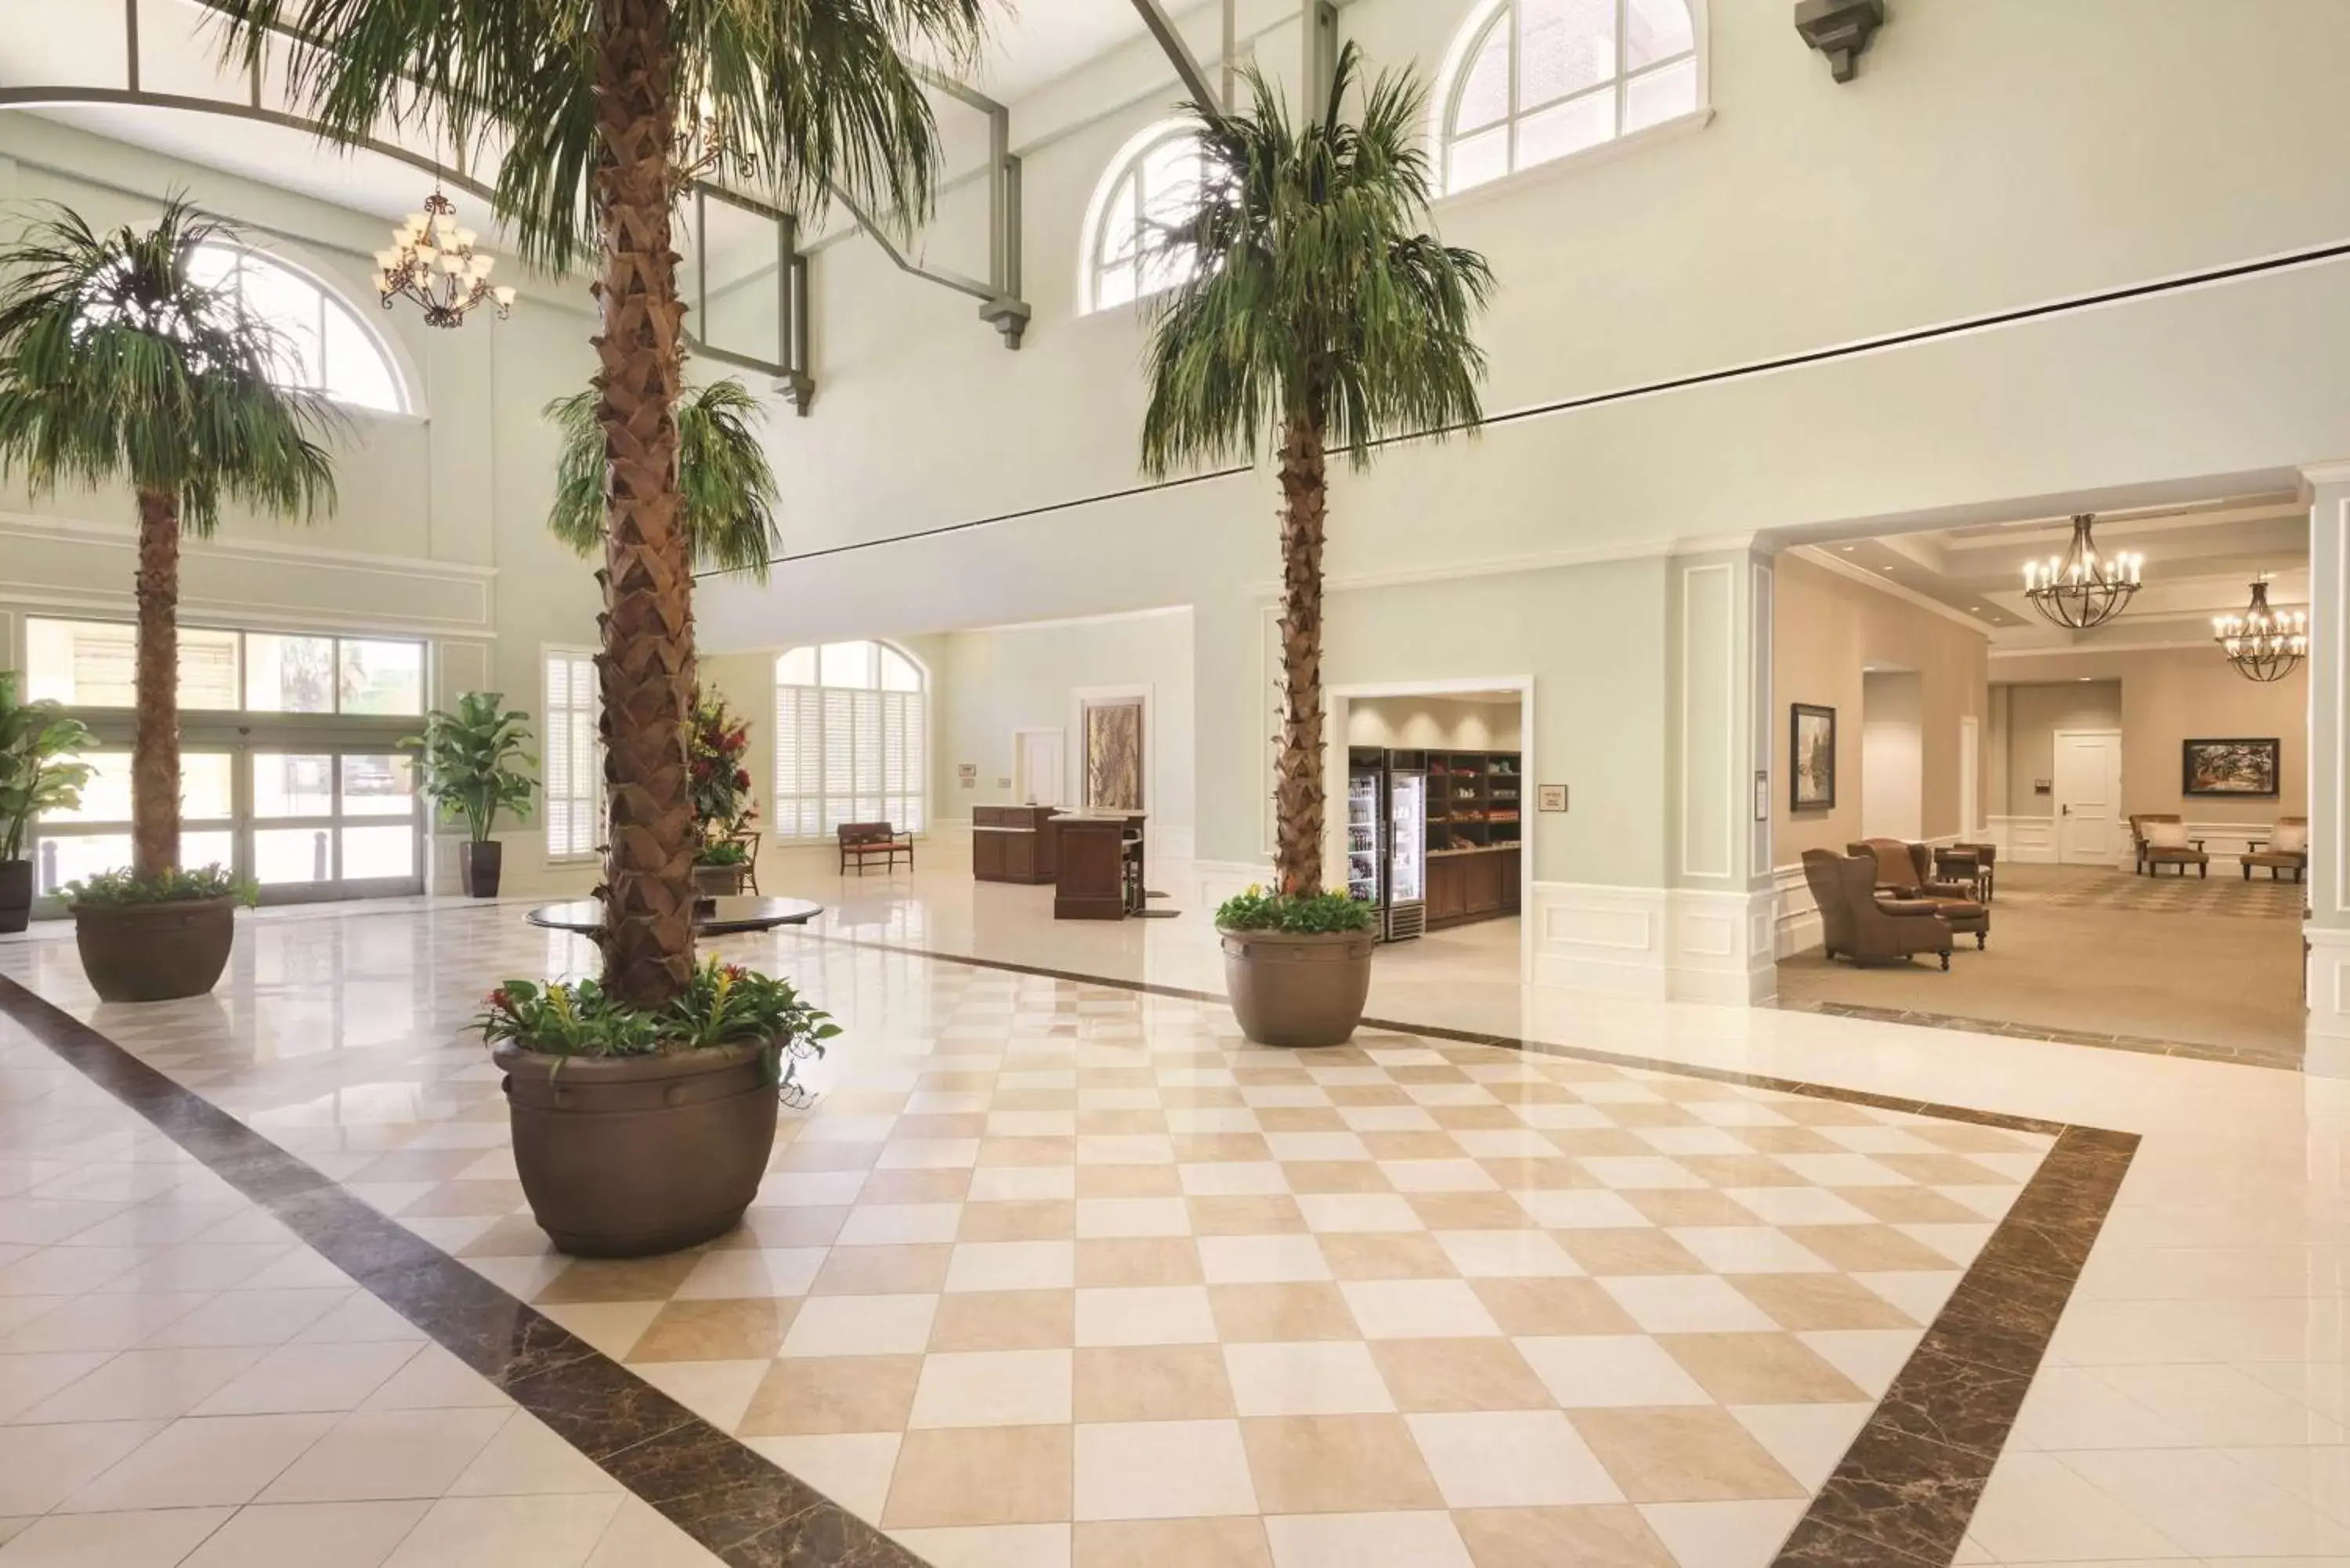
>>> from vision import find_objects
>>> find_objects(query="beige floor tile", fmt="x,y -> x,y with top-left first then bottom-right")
1728,1272 -> 1917,1331
1073,1285 -> 1216,1347
1516,1336 -> 1711,1410
0,1419 -> 166,1514
448,1412 -> 620,1498
1469,1277 -> 1640,1337
20,1345 -> 266,1422
942,1240 -> 1076,1294
779,1293 -> 938,1357
1339,1280 -> 1501,1339
0,1507 -> 234,1567
581,1496 -> 721,1568
909,1349 -> 1074,1429
191,1340 -> 421,1415
812,1244 -> 953,1297
627,1299 -> 797,1362
889,1522 -> 1070,1568
1315,1233 -> 1456,1281
957,1201 -> 1076,1242
1569,1407 -> 1806,1503
671,1248 -> 825,1301
1072,1516 -> 1271,1568
837,1204 -> 964,1248
1965,1451 -> 2193,1563
260,1406 -> 509,1502
533,1254 -> 704,1306
1260,1508 -> 1472,1568
742,1432 -> 901,1522
1074,1239 -> 1203,1288
1073,1345 -> 1235,1422
1727,1403 -> 1871,1492
1433,1230 -> 1580,1278
1187,1196 -> 1310,1237
379,1492 -> 624,1568
1240,1414 -> 1443,1513
1780,1223 -> 1960,1274
930,1289 -> 1077,1352
181,1499 -> 433,1568
1658,1333 -> 1867,1405
1278,1162 -> 1394,1195
1408,1410 -> 1624,1508
1208,1283 -> 1358,1342
1074,1418 -> 1258,1519
1368,1338 -> 1553,1413
883,1424 -> 1074,1528
1224,1341 -> 1394,1418
359,1344 -> 512,1411
860,1169 -> 975,1204
737,1355 -> 922,1436
1076,1166 -> 1184,1199
61,1411 -> 338,1512
1197,1235 -> 1329,1286
1452,1505 -> 1678,1568
1596,1277 -> 1777,1335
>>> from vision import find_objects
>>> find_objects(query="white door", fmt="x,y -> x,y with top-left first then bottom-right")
2053,731 -> 2122,865
1014,731 -> 1065,807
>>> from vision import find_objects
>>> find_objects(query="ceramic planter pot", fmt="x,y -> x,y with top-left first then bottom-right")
459,840 -> 503,898
71,895 -> 237,1003
1219,926 -> 1376,1049
0,860 -> 31,934
692,862 -> 748,900
495,1040 -> 779,1257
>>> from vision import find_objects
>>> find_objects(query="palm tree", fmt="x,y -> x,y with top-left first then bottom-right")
1141,45 -> 1495,898
0,199 -> 338,880
214,0 -> 988,1007
544,379 -> 781,580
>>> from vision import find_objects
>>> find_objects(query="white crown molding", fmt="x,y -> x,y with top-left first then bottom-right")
1792,545 -> 1995,637
2300,461 -> 2350,490
0,511 -> 500,580
1271,531 -> 1758,599
958,604 -> 1191,636
1987,637 -> 2233,659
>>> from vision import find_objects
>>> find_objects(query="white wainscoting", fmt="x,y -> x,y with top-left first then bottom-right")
1771,864 -> 1821,959
1986,815 -> 2058,865
1987,815 -> 2276,871
2305,927 -> 2350,1078
1194,859 -> 1271,916
1530,882 -> 1776,1005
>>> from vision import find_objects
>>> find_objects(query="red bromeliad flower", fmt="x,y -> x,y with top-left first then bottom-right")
734,768 -> 751,789
487,987 -> 512,1011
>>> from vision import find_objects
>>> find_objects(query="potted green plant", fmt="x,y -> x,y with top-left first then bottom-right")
479,957 -> 836,1255
688,690 -> 757,899
65,865 -> 258,1003
1214,887 -> 1380,1049
1139,47 -> 1494,1046
405,692 -> 537,898
0,673 -> 98,934
0,198 -> 337,1000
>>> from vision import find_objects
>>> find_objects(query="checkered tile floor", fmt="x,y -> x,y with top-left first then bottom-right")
5,917 -> 2050,1568
2015,869 -> 2304,919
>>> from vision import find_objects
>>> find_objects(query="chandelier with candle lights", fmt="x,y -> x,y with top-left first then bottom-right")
2023,513 -> 2142,630
2213,576 -> 2308,683
373,190 -> 513,329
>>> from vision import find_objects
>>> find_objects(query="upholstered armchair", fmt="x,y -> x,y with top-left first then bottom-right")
2243,817 -> 2308,882
1802,850 -> 1954,970
1848,838 -> 1990,949
2130,814 -> 2208,878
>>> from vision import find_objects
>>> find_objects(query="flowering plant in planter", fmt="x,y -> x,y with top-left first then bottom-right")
689,689 -> 757,863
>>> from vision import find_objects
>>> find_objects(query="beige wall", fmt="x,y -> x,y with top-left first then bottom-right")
1772,555 -> 1991,865
1347,696 -> 1523,753
1999,681 -> 2123,818
1993,648 -> 2308,826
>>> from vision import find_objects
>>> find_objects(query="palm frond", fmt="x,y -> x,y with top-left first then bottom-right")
209,0 -> 995,276
1139,42 -> 1495,478
544,377 -> 782,579
0,194 -> 341,530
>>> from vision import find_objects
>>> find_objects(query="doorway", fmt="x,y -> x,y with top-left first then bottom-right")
1013,729 -> 1065,808
2052,728 -> 2124,865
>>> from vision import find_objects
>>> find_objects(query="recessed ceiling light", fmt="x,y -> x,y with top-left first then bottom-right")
1842,545 -> 1857,552
2079,676 -> 2092,682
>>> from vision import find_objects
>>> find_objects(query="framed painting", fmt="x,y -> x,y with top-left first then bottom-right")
2182,737 -> 2280,798
1791,704 -> 1837,811
1083,699 -> 1145,813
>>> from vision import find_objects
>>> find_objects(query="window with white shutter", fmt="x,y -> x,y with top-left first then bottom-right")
772,641 -> 927,841
543,649 -> 602,860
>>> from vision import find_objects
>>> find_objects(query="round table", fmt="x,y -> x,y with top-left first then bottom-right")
525,896 -> 825,937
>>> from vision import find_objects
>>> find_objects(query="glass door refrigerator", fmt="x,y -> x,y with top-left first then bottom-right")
1345,752 -> 1383,917
1383,760 -> 1428,941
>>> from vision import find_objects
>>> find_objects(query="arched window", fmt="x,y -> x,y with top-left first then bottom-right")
773,641 -> 927,838
187,244 -> 409,414
1082,122 -> 1211,313
1439,0 -> 1700,195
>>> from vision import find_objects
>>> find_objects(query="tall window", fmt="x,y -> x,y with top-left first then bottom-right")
188,244 -> 408,414
774,641 -> 926,838
1440,0 -> 1700,194
543,649 -> 601,861
1083,124 -> 1211,313
26,617 -> 423,717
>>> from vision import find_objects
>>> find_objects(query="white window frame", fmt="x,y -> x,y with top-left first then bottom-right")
188,243 -> 413,414
542,646 -> 602,863
772,641 -> 928,842
1079,120 -> 1213,316
1434,0 -> 1706,197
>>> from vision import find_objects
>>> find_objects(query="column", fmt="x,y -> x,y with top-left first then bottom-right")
2303,464 -> 2350,1073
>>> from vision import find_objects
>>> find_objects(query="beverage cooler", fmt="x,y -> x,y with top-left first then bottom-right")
1346,757 -> 1382,909
1345,749 -> 1426,943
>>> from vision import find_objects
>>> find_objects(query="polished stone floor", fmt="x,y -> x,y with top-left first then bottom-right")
0,865 -> 2344,1566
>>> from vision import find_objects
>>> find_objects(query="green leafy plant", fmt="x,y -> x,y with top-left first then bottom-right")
1140,45 -> 1493,898
403,692 -> 537,845
546,381 -> 783,580
0,197 -> 338,880
695,837 -> 752,868
65,863 -> 258,908
1215,885 -> 1379,935
214,0 -> 990,1010
0,671 -> 97,862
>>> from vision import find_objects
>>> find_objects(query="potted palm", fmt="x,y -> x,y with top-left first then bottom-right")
0,199 -> 337,999
0,672 -> 98,934
406,692 -> 537,898
221,0 -> 986,1252
1141,47 -> 1495,1046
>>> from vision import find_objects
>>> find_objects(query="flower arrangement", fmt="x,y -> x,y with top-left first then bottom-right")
1213,885 -> 1378,934
689,688 -> 756,863
477,956 -> 837,1105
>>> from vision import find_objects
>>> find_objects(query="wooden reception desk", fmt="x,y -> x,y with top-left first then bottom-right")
971,805 -> 1058,884
1052,811 -> 1144,920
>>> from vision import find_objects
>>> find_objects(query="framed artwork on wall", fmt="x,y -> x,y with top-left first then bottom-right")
2182,737 -> 2280,798
1791,704 -> 1837,811
1083,699 -> 1145,812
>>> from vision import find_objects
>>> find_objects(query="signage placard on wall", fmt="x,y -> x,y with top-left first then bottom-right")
1537,784 -> 1567,813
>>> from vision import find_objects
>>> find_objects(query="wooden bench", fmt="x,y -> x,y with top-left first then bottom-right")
838,822 -> 913,876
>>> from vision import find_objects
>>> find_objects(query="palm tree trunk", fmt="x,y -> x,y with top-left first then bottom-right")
132,486 -> 181,880
1273,415 -> 1329,898
590,0 -> 696,1008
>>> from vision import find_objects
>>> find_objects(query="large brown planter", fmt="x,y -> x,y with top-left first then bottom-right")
71,895 -> 237,1003
495,1040 -> 779,1257
0,860 -> 31,934
1220,927 -> 1376,1049
459,840 -> 503,898
692,862 -> 749,900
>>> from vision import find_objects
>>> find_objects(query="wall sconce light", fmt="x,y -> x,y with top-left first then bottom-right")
1795,0 -> 1886,83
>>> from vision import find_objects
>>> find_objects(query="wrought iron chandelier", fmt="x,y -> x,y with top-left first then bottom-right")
373,190 -> 513,330
2214,576 -> 2307,683
2023,513 -> 2142,630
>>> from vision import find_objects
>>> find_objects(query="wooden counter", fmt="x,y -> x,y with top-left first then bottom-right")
1054,812 -> 1144,920
1426,844 -> 1520,929
973,805 -> 1058,884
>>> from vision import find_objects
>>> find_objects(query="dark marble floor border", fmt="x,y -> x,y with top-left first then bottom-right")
0,974 -> 921,1568
1777,997 -> 2303,1074
2,938 -> 2137,1568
